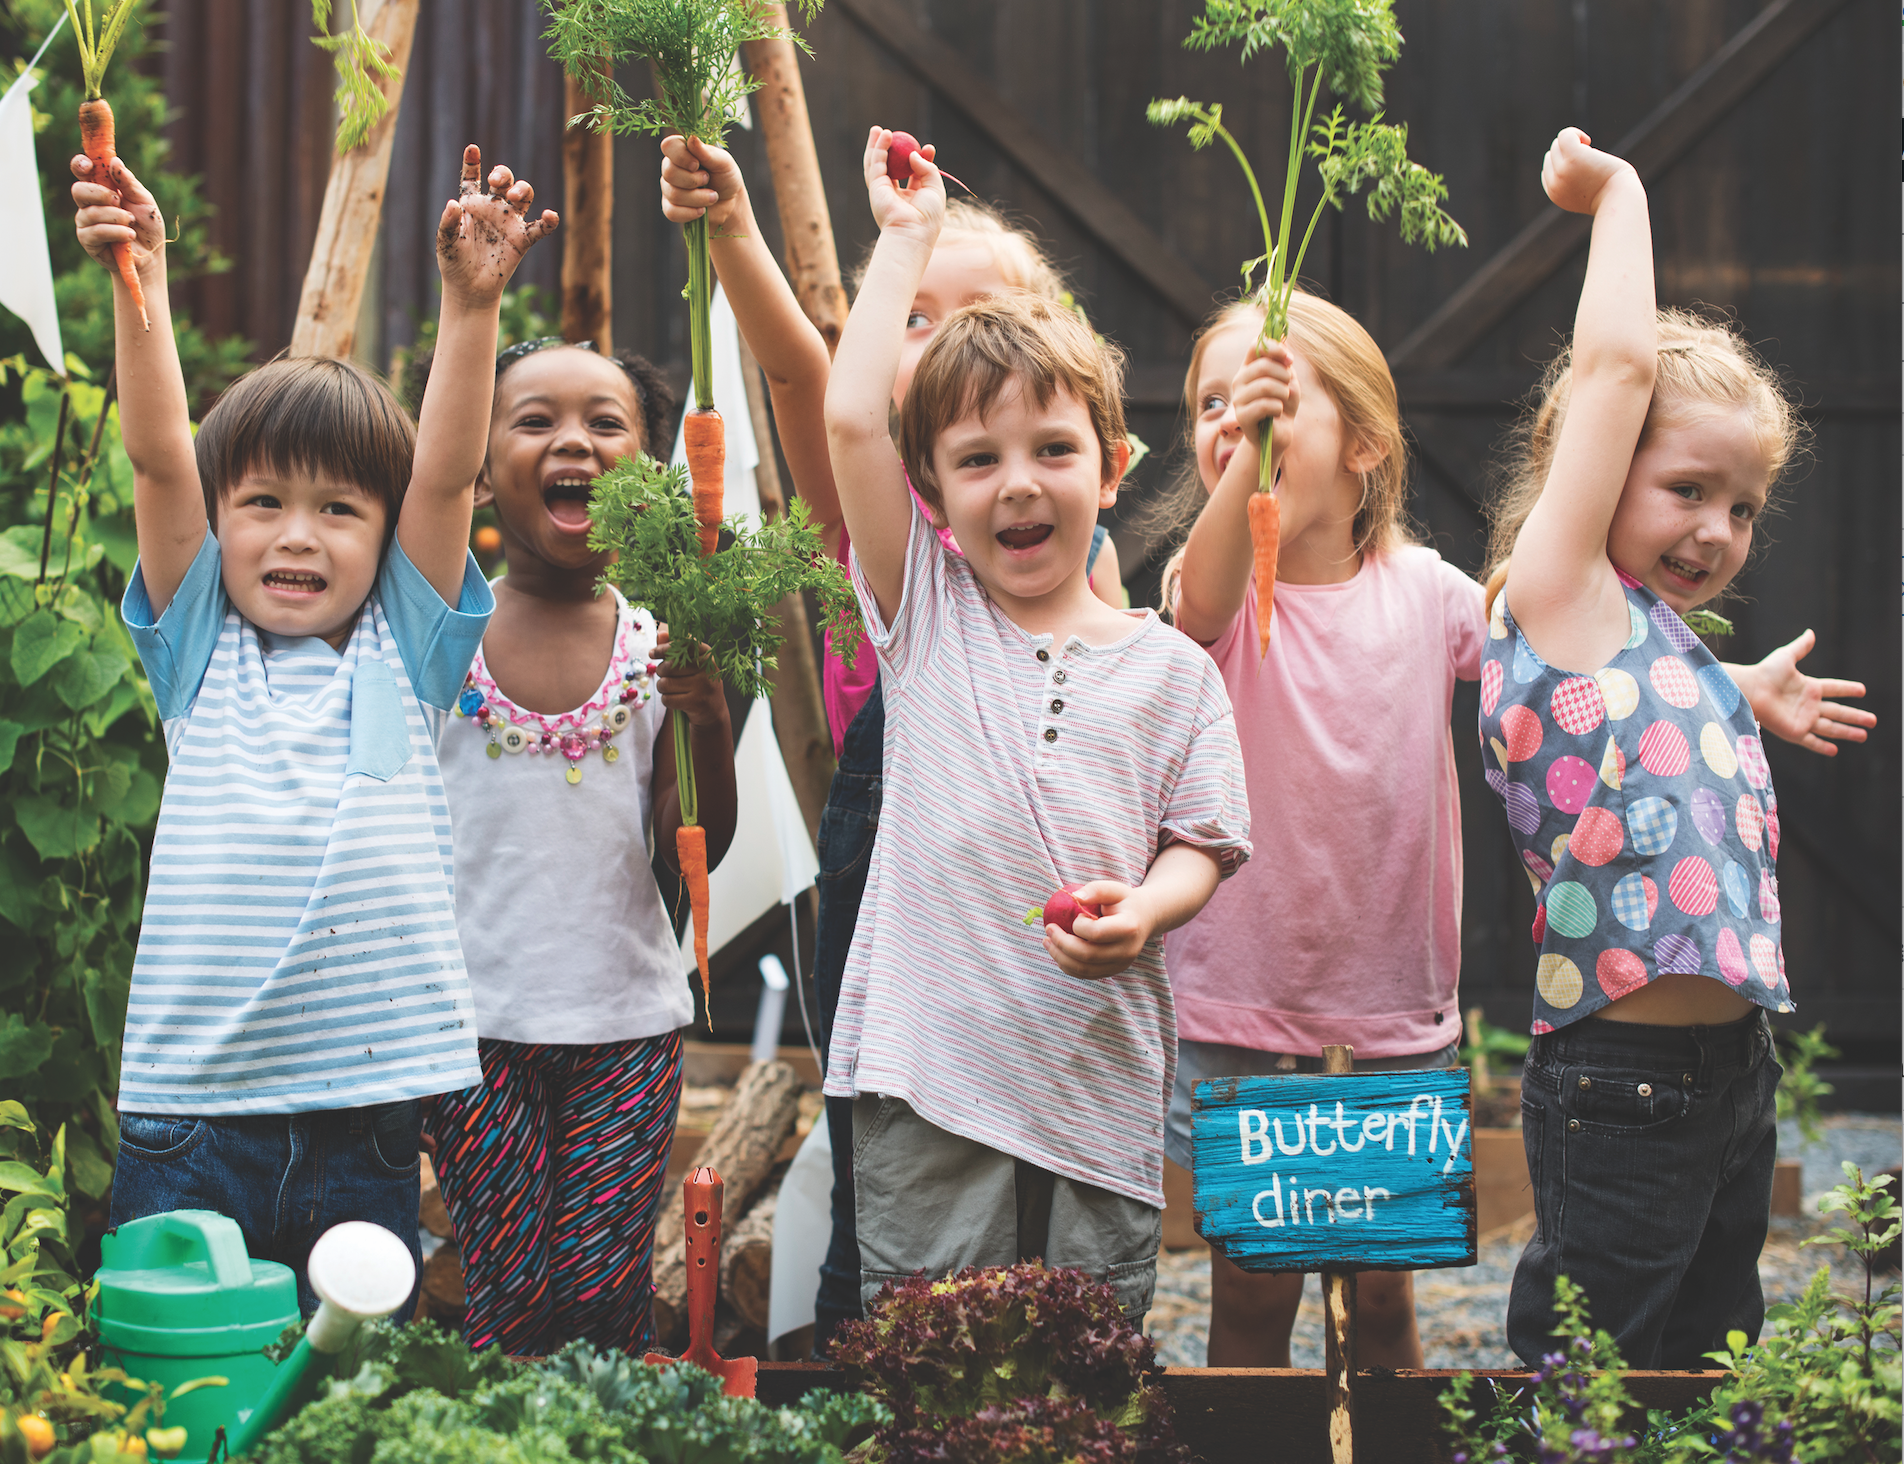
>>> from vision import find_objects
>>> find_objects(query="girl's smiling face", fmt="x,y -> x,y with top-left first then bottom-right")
1191,320 -> 1255,493
1606,407 -> 1769,613
480,349 -> 645,575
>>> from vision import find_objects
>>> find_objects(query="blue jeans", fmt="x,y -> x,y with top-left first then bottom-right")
811,676 -> 883,1353
1508,1009 -> 1779,1369
108,1101 -> 424,1319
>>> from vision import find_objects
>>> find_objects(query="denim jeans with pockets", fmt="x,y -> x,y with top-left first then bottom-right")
1508,1009 -> 1779,1368
108,1101 -> 423,1318
810,676 -> 884,1351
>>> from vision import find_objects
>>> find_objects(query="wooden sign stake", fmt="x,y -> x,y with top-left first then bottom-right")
1320,1042 -> 1356,1464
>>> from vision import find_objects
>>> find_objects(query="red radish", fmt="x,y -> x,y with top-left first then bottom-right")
887,131 -> 972,195
1023,883 -> 1102,936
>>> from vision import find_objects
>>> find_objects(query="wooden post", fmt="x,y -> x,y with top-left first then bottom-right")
1320,1043 -> 1356,1464
738,339 -> 834,842
742,7 -> 849,356
287,0 -> 421,360
561,64 -> 614,348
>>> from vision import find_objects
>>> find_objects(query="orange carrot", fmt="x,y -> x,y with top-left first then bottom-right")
1248,489 -> 1280,657
683,406 -> 724,556
78,97 -> 147,333
677,822 -> 711,1024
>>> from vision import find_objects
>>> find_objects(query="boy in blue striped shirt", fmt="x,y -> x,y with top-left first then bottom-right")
72,144 -> 555,1311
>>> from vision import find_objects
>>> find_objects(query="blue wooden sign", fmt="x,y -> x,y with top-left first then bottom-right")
1192,1070 -> 1476,1272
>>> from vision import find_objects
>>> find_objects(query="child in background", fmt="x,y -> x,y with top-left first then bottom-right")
1162,292 -> 1485,1368
658,134 -> 1120,1348
1482,129 -> 1871,1366
74,145 -> 553,1310
821,128 -> 1250,1320
414,338 -> 736,1356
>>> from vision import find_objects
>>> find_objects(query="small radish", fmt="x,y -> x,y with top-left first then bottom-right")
886,131 -> 972,195
1023,883 -> 1102,936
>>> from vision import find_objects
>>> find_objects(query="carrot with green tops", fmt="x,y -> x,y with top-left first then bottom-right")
65,1 -> 147,331
683,405 -> 724,556
1247,489 -> 1280,658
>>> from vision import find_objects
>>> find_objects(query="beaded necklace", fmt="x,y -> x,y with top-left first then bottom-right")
452,593 -> 659,785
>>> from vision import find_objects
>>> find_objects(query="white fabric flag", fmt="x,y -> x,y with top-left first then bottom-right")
0,56 -> 66,375
670,283 -> 819,974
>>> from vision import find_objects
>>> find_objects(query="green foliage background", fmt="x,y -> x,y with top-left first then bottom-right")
1,0 -> 248,1223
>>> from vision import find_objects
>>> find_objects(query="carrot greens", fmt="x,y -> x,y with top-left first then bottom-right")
310,1 -> 402,153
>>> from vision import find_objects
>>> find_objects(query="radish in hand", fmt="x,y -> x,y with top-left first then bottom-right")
886,130 -> 972,195
1023,883 -> 1102,936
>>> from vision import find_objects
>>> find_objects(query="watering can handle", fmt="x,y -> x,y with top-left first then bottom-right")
159,1211 -> 253,1288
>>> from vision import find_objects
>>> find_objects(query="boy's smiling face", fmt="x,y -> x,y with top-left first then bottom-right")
217,467 -> 387,650
928,376 -> 1124,615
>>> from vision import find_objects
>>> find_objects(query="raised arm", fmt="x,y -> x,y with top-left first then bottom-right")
660,136 -> 839,546
1175,342 -> 1296,644
1501,129 -> 1656,668
402,146 -> 557,602
823,127 -> 944,623
72,156 -> 202,613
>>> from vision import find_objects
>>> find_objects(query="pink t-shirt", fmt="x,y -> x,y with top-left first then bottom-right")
1164,545 -> 1486,1058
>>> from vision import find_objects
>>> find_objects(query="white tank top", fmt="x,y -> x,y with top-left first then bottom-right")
435,588 -> 692,1044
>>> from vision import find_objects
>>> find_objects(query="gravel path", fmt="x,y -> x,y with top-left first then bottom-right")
1146,1112 -> 1900,1370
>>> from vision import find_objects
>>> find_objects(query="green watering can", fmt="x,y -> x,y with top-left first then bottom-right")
93,1211 -> 298,1455
95,1212 -> 417,1457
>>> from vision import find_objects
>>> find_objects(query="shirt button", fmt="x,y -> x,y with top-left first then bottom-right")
1053,669 -> 1067,684
1049,698 -> 1064,715
1035,649 -> 1050,662
1043,728 -> 1057,743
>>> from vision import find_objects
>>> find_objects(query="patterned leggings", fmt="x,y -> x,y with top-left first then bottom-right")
426,1032 -> 682,1356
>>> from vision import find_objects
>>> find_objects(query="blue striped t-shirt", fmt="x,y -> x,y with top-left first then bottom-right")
118,534 -> 494,1115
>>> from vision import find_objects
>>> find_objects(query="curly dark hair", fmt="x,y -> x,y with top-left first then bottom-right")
399,338 -> 676,457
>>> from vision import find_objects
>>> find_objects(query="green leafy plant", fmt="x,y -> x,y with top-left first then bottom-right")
1148,0 -> 1465,491
831,1263 -> 1188,1463
1772,1022 -> 1838,1146
309,1 -> 400,153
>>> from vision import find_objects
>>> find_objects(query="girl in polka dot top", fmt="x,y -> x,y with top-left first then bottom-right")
1479,129 -> 1873,1370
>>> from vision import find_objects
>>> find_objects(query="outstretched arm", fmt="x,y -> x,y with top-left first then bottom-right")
72,155 -> 201,613
823,127 -> 944,623
1501,129 -> 1656,668
661,136 -> 839,547
403,146 -> 557,603
1175,343 -> 1295,644
1724,629 -> 1875,756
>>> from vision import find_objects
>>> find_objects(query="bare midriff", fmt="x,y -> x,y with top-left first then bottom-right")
1591,971 -> 1756,1027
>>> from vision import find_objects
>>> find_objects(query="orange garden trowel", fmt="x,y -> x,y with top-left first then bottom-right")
645,1166 -> 757,1398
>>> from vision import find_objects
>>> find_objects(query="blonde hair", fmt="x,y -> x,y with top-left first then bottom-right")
899,294 -> 1127,514
851,197 -> 1068,303
1482,307 -> 1805,618
1156,291 -> 1415,615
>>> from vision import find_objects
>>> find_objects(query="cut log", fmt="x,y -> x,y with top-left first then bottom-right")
288,0 -> 421,361
719,1175 -> 781,1330
651,1060 -> 802,1342
560,64 -> 614,349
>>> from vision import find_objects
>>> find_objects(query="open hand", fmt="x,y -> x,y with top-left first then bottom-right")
71,154 -> 163,277
1737,629 -> 1874,756
1041,879 -> 1157,981
660,135 -> 744,229
437,145 -> 558,308
862,126 -> 944,239
654,628 -> 728,730
1231,340 -> 1298,439
1540,127 -> 1635,216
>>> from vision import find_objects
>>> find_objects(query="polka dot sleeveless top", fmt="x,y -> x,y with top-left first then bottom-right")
1480,569 -> 1790,1033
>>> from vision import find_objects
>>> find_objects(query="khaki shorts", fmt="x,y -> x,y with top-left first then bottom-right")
852,1094 -> 1162,1324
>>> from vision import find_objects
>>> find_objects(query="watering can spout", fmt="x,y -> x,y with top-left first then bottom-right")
224,1222 -> 416,1456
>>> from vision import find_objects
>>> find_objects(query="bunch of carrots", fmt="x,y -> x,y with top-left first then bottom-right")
1151,0 -> 1466,655
64,0 -> 147,332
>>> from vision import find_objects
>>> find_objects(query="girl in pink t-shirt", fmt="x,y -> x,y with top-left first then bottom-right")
1161,292 -> 1485,1369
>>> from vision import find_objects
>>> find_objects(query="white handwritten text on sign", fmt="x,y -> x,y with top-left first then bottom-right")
1192,1070 -> 1476,1272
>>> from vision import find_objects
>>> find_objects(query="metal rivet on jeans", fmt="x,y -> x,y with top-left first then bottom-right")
1683,1072 -> 1693,1085
1637,1082 -> 1653,1097
1577,1076 -> 1592,1090
1568,1119 -> 1581,1132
